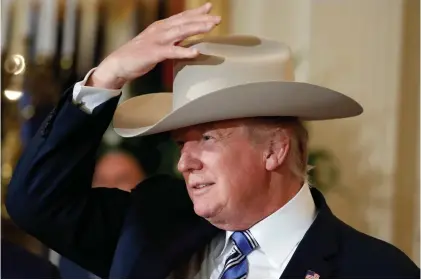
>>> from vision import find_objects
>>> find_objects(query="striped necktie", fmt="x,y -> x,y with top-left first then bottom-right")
219,230 -> 259,279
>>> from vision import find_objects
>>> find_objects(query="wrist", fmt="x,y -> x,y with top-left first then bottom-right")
86,65 -> 126,90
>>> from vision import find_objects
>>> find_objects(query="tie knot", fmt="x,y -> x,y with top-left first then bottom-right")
231,230 -> 259,256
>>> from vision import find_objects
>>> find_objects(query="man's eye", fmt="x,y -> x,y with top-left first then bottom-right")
202,135 -> 213,141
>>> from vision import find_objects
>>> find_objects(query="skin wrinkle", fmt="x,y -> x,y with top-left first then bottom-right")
172,117 -> 307,231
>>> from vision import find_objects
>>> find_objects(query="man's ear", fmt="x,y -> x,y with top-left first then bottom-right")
264,130 -> 290,171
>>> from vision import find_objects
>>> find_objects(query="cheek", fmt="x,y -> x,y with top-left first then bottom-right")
210,147 -> 264,192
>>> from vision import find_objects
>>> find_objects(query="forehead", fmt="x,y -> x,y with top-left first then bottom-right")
171,119 -> 248,139
98,152 -> 139,168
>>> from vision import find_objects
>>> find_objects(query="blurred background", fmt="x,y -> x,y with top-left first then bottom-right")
1,0 -> 419,278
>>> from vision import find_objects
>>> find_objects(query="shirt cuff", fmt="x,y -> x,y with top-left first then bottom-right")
72,68 -> 122,114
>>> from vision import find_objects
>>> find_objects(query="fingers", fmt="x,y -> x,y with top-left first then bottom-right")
142,3 -> 220,43
165,46 -> 199,59
165,14 -> 221,31
160,20 -> 219,45
171,2 -> 212,19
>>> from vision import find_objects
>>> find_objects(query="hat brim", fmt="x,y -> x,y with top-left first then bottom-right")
112,81 -> 363,138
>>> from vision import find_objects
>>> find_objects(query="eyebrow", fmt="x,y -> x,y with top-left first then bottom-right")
172,123 -> 213,138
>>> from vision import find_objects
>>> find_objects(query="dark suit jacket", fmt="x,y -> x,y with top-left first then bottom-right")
6,86 -> 420,279
59,256 -> 99,279
1,239 -> 60,279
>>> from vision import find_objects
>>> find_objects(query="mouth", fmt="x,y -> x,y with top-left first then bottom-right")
191,183 -> 215,190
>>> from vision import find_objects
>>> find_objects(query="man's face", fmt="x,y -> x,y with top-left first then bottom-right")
172,119 -> 271,229
92,152 -> 145,192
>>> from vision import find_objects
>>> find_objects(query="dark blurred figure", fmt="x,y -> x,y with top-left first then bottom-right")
57,141 -> 159,278
1,238 -> 60,279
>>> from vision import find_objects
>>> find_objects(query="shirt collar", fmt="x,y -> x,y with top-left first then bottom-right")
217,183 -> 316,266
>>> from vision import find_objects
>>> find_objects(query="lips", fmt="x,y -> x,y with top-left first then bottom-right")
190,182 -> 215,189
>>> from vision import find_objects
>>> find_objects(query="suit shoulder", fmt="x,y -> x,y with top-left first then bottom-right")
334,218 -> 420,278
139,174 -> 185,187
134,174 -> 186,197
132,174 -> 192,213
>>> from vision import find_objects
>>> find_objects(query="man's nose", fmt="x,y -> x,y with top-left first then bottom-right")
177,150 -> 203,173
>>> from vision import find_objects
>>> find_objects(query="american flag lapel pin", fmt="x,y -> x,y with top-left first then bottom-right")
305,270 -> 320,279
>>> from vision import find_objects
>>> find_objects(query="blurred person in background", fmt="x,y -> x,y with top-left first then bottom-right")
91,148 -> 146,192
6,3 -> 420,279
56,141 -> 160,278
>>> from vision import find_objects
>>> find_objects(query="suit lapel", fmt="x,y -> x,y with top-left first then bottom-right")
167,218 -> 221,278
110,177 -> 338,279
280,188 -> 338,279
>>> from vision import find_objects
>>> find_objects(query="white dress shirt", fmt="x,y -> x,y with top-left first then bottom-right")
72,68 -> 121,113
72,69 -> 317,279
195,184 -> 317,279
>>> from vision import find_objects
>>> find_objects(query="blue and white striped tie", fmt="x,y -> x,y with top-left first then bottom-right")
219,230 -> 259,279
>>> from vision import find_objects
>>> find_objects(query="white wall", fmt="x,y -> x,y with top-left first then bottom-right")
229,0 -> 419,263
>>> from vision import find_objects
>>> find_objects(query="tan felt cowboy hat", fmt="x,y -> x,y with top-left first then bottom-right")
112,35 -> 363,138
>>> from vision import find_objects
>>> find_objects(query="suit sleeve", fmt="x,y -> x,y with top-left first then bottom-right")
5,85 -> 129,278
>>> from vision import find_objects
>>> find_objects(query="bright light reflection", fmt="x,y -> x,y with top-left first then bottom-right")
4,90 -> 23,101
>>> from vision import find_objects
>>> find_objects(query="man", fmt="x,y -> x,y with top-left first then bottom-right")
6,3 -> 419,279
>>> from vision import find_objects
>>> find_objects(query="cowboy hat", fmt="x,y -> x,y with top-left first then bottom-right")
112,35 -> 363,138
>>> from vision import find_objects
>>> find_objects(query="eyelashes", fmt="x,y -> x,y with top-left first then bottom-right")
202,134 -> 214,141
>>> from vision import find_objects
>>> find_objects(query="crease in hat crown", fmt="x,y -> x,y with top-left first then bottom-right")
173,35 -> 295,109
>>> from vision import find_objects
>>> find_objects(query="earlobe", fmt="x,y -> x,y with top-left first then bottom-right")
265,153 -> 278,171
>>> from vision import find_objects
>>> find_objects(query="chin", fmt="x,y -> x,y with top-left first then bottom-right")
193,204 -> 212,218
193,202 -> 220,219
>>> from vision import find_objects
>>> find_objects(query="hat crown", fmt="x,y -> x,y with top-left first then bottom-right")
113,34 -> 363,138
172,35 -> 295,110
